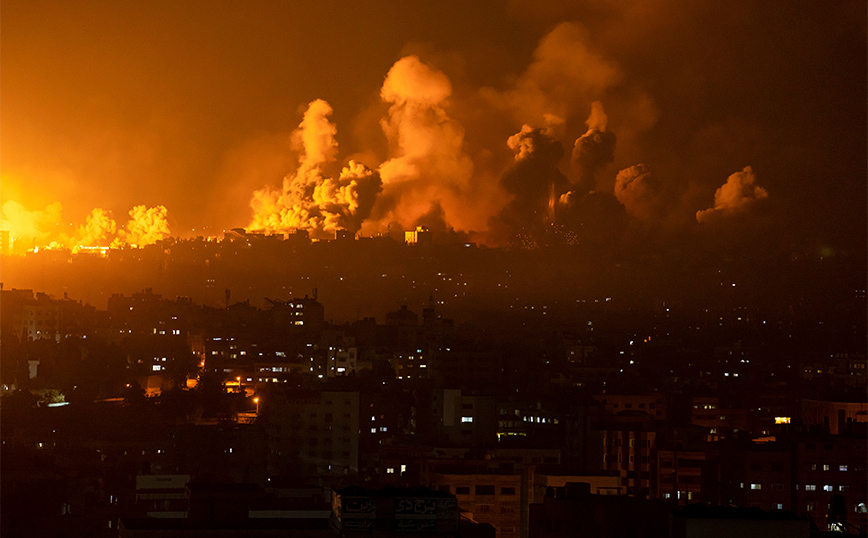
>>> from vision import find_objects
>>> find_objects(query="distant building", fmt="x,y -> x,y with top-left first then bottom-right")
670,505 -> 810,538
532,470 -> 622,501
262,390 -> 360,476
528,482 -> 671,538
267,294 -> 325,331
134,475 -> 191,518
331,485 -> 459,534
596,413 -> 657,497
593,393 -> 668,421
405,226 -> 432,245
432,389 -> 497,448
800,399 -> 867,435
13,291 -> 60,342
424,468 -> 521,538
334,229 -> 354,241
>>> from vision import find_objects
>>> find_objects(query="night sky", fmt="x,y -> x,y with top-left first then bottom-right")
2,0 -> 865,255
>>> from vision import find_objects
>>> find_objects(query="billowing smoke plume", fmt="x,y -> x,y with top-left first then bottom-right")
571,101 -> 616,194
0,201 -> 63,251
484,22 -> 622,128
0,201 -> 169,253
370,55 -> 477,233
249,99 -> 382,239
77,208 -> 117,246
120,205 -> 170,246
696,166 -> 768,222
614,164 -> 659,219
490,125 -> 568,244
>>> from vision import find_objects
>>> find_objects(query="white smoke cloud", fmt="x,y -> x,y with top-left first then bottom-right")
614,163 -> 659,219
249,99 -> 381,238
120,205 -> 170,246
571,101 -> 616,194
489,124 -> 568,243
77,208 -> 117,246
371,55 -> 479,232
696,166 -> 768,222
0,200 -> 63,253
483,22 -> 622,127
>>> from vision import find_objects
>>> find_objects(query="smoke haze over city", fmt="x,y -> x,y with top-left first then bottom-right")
1,3 -> 866,537
2,1 -> 865,257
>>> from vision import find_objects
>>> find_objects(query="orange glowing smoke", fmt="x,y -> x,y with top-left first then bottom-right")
248,99 -> 382,239
696,166 -> 768,223
0,201 -> 171,255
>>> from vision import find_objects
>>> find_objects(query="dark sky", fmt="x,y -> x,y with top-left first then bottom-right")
1,0 -> 865,256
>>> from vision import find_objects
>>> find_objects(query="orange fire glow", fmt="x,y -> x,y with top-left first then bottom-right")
0,200 -> 171,255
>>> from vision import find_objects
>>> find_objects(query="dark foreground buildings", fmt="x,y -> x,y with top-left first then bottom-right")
1,238 -> 865,538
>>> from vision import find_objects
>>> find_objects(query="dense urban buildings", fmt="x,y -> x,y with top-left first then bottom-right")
1,3 -> 865,535
1,232 -> 865,537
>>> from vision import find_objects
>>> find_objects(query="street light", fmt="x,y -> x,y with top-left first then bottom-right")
254,397 -> 260,414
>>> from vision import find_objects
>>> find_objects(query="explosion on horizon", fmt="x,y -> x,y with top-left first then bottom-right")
0,17 -> 795,254
0,201 -> 171,255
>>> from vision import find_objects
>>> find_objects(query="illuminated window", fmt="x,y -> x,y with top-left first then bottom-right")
839,465 -> 848,471
823,485 -> 833,492
386,467 -> 394,474
461,416 -> 473,423
823,464 -> 830,471
750,484 -> 762,490
400,464 -> 407,473
805,485 -> 816,491
152,365 -> 162,371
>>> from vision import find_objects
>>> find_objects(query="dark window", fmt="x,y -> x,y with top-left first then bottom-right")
501,487 -> 516,495
475,485 -> 495,495
455,487 -> 470,495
